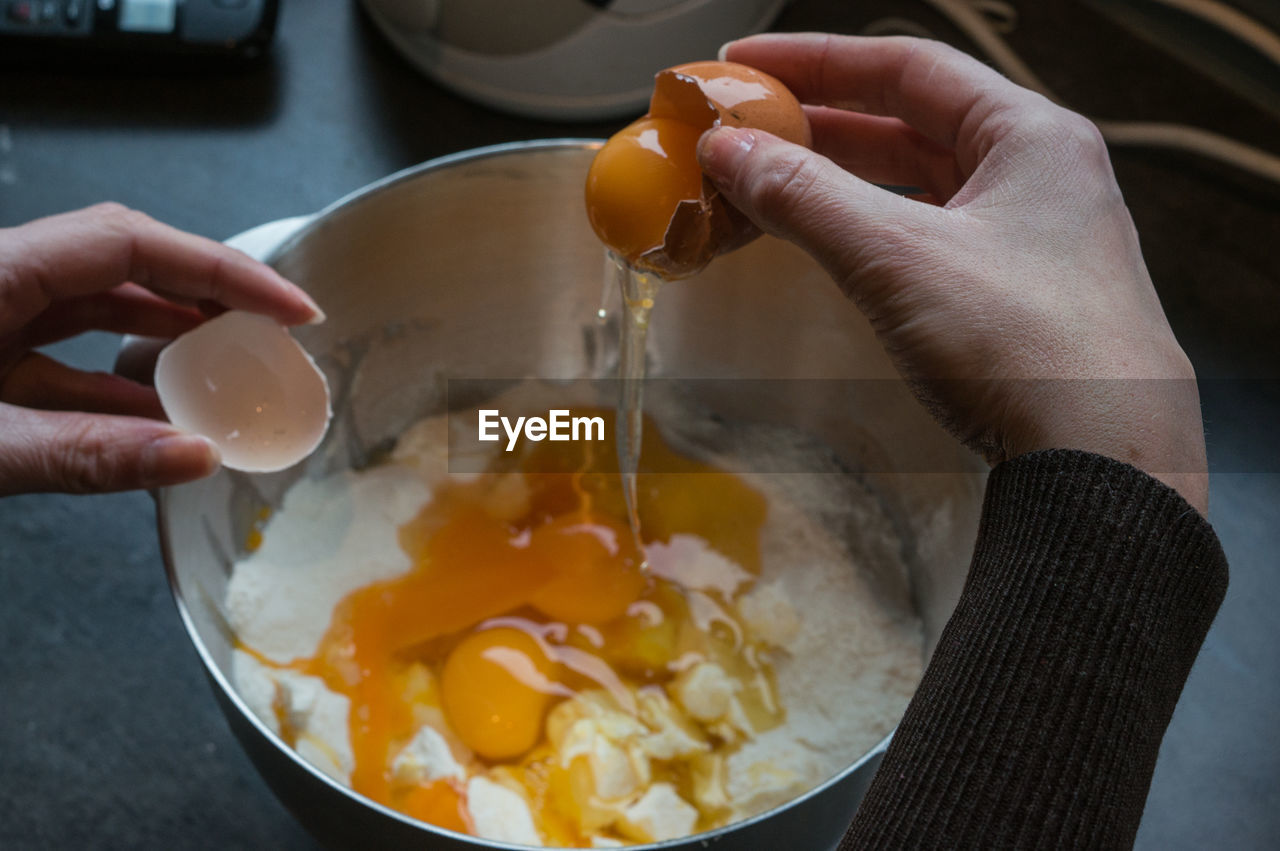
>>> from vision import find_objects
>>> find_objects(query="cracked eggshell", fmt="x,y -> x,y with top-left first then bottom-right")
155,310 -> 331,473
650,61 -> 812,146
585,60 -> 810,281
647,61 -> 811,278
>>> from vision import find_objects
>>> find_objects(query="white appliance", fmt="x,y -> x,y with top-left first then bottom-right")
360,0 -> 789,120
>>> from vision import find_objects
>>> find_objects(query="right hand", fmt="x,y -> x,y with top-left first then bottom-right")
697,34 -> 1208,513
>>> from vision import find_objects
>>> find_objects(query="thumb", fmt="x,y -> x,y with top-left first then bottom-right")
697,126 -> 919,294
0,404 -> 220,496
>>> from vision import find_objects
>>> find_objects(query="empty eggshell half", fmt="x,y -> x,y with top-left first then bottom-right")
155,311 -> 331,473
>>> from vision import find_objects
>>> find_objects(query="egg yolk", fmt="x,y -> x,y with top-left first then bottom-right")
442,626 -> 562,761
397,781 -> 470,834
527,512 -> 647,625
584,116 -> 705,262
245,409 -> 774,841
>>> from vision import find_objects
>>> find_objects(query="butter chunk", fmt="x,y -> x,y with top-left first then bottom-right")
232,651 -> 354,784
294,740 -> 347,785
690,752 -> 730,813
467,776 -> 543,846
706,693 -> 756,744
275,672 -> 322,734
671,662 -> 738,723
616,783 -> 699,843
646,534 -> 753,596
559,719 -> 643,801
393,724 -> 466,784
278,671 -> 355,782
231,650 -> 282,735
636,690 -> 708,761
547,690 -> 646,748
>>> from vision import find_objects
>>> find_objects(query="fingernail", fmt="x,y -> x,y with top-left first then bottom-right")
144,433 -> 221,484
270,268 -> 323,324
717,42 -> 732,61
697,127 -> 756,185
293,288 -> 325,324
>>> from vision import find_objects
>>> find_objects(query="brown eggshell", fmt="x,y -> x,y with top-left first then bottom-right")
651,61 -> 812,147
636,60 -> 810,278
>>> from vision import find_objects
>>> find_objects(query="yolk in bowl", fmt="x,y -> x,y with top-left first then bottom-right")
242,409 -> 774,843
528,512 -> 647,625
442,626 -> 563,761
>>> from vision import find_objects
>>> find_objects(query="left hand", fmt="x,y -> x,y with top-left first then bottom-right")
0,203 -> 323,495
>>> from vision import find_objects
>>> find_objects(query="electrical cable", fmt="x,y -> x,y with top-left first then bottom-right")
885,0 -> 1280,185
1148,0 -> 1280,68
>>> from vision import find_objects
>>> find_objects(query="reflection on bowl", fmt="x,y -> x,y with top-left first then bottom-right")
157,141 -> 986,850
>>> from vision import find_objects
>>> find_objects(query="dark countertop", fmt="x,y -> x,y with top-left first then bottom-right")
2,2 -> 1277,848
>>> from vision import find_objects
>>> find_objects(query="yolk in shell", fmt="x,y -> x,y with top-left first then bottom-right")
584,116 -> 704,261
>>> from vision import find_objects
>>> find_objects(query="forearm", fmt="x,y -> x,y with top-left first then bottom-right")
843,450 -> 1228,849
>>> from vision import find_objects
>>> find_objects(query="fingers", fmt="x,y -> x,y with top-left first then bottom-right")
723,33 -> 1047,162
0,402 -> 220,495
1,352 -> 166,419
0,203 -> 323,337
114,335 -> 168,385
697,125 -> 929,294
805,106 -> 965,200
18,283 -> 205,349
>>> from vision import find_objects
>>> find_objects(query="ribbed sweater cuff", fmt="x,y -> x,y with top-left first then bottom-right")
841,449 -> 1228,850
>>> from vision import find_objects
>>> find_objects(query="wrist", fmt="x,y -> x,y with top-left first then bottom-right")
1000,376 -> 1209,515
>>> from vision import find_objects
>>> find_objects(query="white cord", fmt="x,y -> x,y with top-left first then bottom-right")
901,0 -> 1280,185
1096,119 -> 1280,183
860,17 -> 940,39
920,0 -> 1056,96
967,0 -> 1019,34
1147,0 -> 1280,67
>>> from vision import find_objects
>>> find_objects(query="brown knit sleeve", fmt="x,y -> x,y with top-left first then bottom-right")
841,449 -> 1228,850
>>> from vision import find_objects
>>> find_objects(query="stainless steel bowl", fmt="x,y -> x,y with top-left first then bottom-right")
157,141 -> 986,850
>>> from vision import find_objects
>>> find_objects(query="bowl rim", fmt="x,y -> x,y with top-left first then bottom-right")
158,138 -> 895,850
261,138 -> 605,269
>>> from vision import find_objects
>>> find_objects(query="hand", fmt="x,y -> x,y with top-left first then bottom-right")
0,203 -> 323,496
698,34 -> 1208,513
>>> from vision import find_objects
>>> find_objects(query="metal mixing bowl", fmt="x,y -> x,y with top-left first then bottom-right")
156,140 -> 986,849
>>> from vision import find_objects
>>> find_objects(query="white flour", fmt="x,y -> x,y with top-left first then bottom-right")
724,471 -> 923,817
226,463 -> 428,663
227,406 -> 926,842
